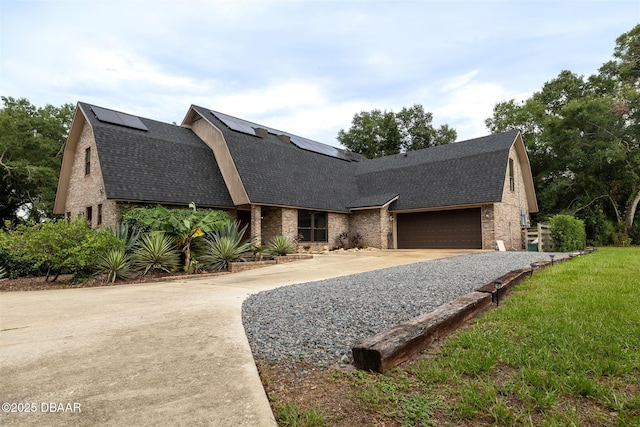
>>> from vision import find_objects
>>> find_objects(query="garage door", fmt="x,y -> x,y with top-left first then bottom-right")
397,208 -> 482,249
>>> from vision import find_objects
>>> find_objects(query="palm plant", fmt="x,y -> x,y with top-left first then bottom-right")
201,221 -> 253,271
97,249 -> 130,283
267,235 -> 295,256
131,232 -> 180,275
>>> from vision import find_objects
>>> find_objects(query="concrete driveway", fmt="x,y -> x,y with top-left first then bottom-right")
0,249 -> 477,426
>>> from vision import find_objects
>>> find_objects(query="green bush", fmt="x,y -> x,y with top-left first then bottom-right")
0,245 -> 44,278
549,214 -> 587,252
0,218 -> 121,281
267,235 -> 295,256
97,248 -> 130,282
131,231 -> 180,275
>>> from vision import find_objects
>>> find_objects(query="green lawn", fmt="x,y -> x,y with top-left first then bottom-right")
333,247 -> 640,426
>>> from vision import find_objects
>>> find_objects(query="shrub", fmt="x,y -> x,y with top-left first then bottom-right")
337,231 -> 350,249
350,232 -> 364,249
549,214 -> 587,252
0,265 -> 6,279
131,232 -> 180,275
267,235 -> 295,256
97,249 -> 130,283
0,244 -> 43,278
0,218 -> 121,281
201,221 -> 253,271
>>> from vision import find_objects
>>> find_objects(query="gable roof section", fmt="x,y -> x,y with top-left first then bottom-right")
78,102 -> 233,208
188,106 -> 359,212
354,130 -> 521,211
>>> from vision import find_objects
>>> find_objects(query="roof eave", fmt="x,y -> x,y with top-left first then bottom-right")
349,195 -> 399,211
513,131 -> 539,213
53,103 -> 89,214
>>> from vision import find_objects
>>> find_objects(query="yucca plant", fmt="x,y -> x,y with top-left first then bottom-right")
201,221 -> 253,271
97,249 -> 130,283
267,235 -> 295,256
131,231 -> 180,275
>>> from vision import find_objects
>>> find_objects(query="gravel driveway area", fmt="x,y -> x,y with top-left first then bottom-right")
242,251 -> 567,366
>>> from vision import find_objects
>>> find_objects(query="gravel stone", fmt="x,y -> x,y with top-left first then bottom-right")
242,251 -> 568,366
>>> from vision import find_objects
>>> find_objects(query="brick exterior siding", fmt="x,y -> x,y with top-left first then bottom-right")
349,207 -> 393,249
492,145 -> 531,250
63,122 -> 119,230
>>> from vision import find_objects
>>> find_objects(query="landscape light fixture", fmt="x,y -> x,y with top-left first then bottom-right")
530,262 -> 537,277
493,279 -> 503,306
550,254 -> 556,266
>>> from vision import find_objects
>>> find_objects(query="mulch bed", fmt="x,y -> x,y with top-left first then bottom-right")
0,271 -> 228,292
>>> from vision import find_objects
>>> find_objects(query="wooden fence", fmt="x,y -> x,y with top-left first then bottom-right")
526,223 -> 554,252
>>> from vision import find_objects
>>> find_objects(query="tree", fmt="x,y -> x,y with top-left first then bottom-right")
337,104 -> 457,158
486,24 -> 640,244
0,97 -> 75,223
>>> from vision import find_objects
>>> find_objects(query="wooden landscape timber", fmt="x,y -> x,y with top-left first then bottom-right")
351,250 -> 596,373
352,292 -> 492,372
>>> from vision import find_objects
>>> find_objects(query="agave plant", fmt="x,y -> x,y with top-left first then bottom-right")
113,221 -> 141,253
131,231 -> 180,275
97,249 -> 130,283
267,235 -> 295,256
201,221 -> 253,271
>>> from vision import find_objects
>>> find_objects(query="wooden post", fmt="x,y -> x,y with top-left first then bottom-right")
537,223 -> 543,252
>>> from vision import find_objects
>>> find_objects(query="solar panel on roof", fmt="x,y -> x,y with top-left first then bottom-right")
91,106 -> 148,131
211,111 -> 256,135
210,109 -> 361,161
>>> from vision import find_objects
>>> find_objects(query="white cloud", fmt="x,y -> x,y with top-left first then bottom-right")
432,72 -> 534,141
1,0 -> 637,148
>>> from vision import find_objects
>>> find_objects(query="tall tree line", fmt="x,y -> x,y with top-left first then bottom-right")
0,96 -> 75,223
486,24 -> 640,244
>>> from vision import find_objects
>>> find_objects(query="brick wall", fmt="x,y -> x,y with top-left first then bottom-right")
493,145 -> 531,250
63,122 -> 119,230
349,207 -> 392,249
329,212 -> 349,248
261,206 -> 282,245
282,208 -> 299,241
481,204 -> 496,250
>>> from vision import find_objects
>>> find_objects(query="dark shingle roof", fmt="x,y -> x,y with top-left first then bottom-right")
79,103 -> 233,208
347,193 -> 398,209
354,131 -> 519,211
191,106 -> 359,211
82,101 -> 520,213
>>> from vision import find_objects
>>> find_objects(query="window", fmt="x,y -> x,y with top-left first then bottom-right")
509,158 -> 515,192
298,210 -> 328,242
85,147 -> 91,175
97,204 -> 103,226
86,206 -> 93,226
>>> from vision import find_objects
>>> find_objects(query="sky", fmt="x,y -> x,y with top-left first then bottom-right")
1,0 -> 639,147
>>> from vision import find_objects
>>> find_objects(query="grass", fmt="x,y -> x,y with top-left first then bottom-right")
273,401 -> 327,427
336,247 -> 640,426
